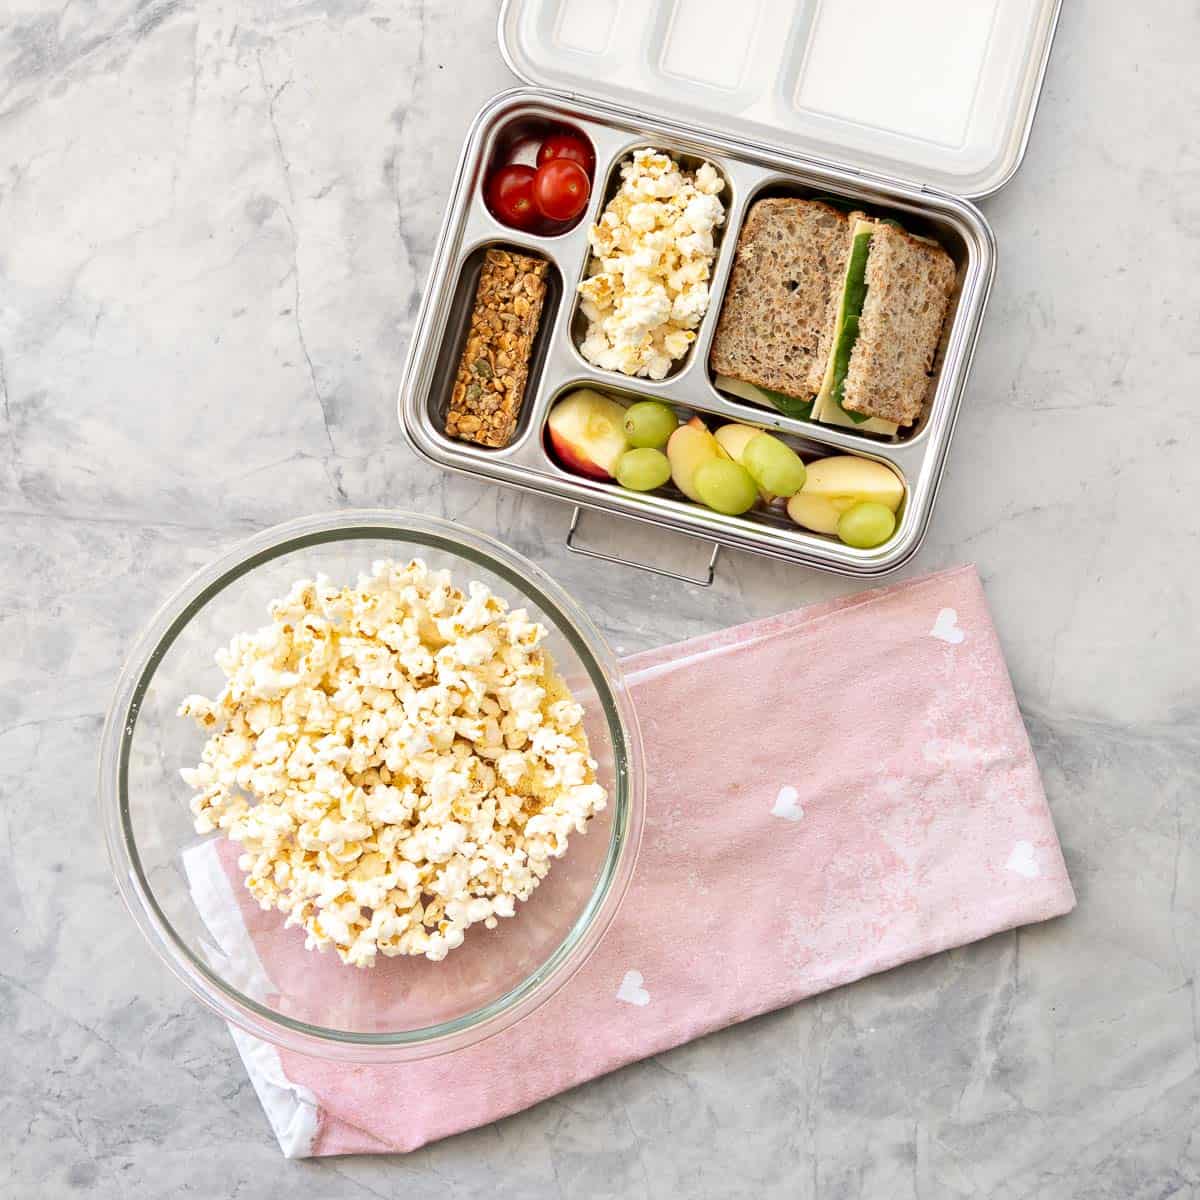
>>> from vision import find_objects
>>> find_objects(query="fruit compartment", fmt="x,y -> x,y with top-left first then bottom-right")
423,242 -> 565,453
697,174 -> 972,448
566,140 -> 737,384
538,379 -> 910,549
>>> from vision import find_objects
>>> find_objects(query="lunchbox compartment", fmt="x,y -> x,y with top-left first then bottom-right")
480,112 -> 599,237
701,176 -> 969,446
483,112 -> 598,178
538,379 -> 910,549
424,242 -> 564,452
567,141 -> 735,383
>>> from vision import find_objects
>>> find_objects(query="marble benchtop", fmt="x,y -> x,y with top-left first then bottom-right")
2,1 -> 1198,1195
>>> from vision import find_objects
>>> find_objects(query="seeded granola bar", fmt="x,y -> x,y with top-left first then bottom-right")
445,249 -> 549,448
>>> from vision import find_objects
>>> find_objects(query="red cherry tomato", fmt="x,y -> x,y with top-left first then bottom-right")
486,164 -> 539,230
533,159 -> 591,223
536,132 -> 596,178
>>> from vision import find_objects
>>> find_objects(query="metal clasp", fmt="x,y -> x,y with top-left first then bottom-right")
564,507 -> 721,587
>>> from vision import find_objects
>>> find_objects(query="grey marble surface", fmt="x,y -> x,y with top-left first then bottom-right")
2,1 -> 1197,1196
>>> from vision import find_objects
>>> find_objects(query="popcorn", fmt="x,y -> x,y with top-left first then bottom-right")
178,559 -> 606,967
577,148 -> 725,380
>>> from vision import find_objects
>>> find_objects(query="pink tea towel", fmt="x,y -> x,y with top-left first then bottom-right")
187,564 -> 1075,1156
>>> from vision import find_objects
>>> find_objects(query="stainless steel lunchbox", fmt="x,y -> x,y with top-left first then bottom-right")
399,1 -> 1063,584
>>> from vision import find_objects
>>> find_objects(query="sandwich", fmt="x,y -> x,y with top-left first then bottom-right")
710,197 -> 956,435
708,198 -> 851,420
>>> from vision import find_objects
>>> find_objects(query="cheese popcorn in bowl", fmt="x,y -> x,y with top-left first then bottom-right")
101,512 -> 644,1062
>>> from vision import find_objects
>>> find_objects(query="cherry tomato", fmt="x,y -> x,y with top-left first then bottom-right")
486,164 -> 539,230
536,132 -> 596,178
533,159 -> 591,223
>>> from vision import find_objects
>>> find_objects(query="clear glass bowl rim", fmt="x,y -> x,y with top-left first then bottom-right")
98,510 -> 645,1063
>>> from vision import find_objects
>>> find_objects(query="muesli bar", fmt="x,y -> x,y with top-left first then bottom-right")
445,248 -> 549,448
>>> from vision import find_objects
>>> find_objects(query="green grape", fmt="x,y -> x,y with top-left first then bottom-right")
693,459 -> 758,515
742,433 -> 807,497
837,501 -> 896,548
623,401 -> 679,449
615,447 -> 672,492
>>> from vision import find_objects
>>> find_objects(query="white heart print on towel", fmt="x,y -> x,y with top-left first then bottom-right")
930,607 -> 965,645
771,786 -> 804,822
616,970 -> 650,1007
1006,841 -> 1040,879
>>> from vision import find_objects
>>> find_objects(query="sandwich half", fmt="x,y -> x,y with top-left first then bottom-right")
709,198 -> 854,418
813,219 -> 957,430
710,197 -> 957,433
841,220 -> 957,427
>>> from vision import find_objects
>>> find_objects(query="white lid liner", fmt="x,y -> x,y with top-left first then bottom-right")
499,0 -> 1061,198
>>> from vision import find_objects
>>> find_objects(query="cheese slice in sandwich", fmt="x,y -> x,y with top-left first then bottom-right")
714,374 -> 815,421
817,219 -> 958,429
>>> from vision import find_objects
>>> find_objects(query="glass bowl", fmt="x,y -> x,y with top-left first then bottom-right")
99,511 -> 644,1062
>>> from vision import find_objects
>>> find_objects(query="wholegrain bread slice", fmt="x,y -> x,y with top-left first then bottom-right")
709,198 -> 852,399
841,223 -> 957,427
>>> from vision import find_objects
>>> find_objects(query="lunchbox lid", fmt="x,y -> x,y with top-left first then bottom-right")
497,0 -> 1062,200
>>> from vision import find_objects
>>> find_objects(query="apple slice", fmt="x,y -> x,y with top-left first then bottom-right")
666,417 -> 721,502
547,388 -> 629,480
801,456 -> 904,512
787,456 -> 904,534
786,492 -> 841,535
